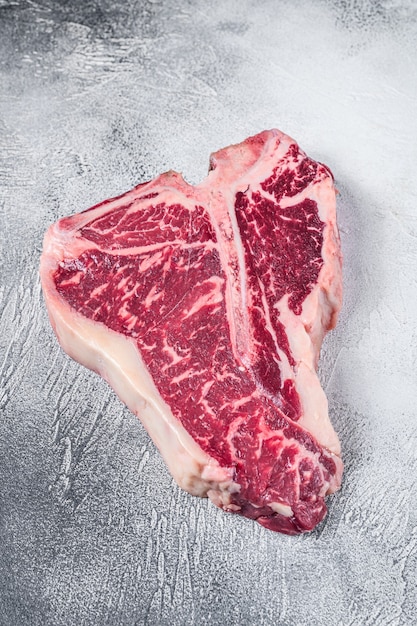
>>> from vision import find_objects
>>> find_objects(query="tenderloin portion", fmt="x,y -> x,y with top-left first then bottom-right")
40,129 -> 343,534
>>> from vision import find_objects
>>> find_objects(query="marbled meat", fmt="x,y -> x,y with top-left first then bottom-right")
40,129 -> 343,534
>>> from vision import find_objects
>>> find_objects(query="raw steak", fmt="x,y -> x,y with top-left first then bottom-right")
40,129 -> 343,535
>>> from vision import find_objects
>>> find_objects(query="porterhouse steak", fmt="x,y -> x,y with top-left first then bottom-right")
40,129 -> 343,535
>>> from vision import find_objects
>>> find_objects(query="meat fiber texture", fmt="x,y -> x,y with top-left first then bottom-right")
40,129 -> 343,535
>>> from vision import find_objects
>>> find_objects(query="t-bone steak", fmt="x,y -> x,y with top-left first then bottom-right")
40,129 -> 343,535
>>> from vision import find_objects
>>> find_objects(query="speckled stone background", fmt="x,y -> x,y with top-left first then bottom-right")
1,1 -> 417,625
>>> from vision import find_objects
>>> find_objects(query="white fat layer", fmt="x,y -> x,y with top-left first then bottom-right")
269,502 -> 293,517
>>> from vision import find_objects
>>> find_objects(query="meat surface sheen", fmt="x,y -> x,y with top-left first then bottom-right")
40,129 -> 343,534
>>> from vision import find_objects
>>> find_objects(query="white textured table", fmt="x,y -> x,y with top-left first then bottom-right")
1,1 -> 416,624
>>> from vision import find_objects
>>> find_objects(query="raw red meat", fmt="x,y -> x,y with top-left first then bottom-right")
40,129 -> 343,534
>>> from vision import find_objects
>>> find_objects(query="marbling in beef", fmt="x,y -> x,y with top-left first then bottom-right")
40,129 -> 343,534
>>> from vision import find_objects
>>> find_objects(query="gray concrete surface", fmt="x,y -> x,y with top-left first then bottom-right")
1,1 -> 416,624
